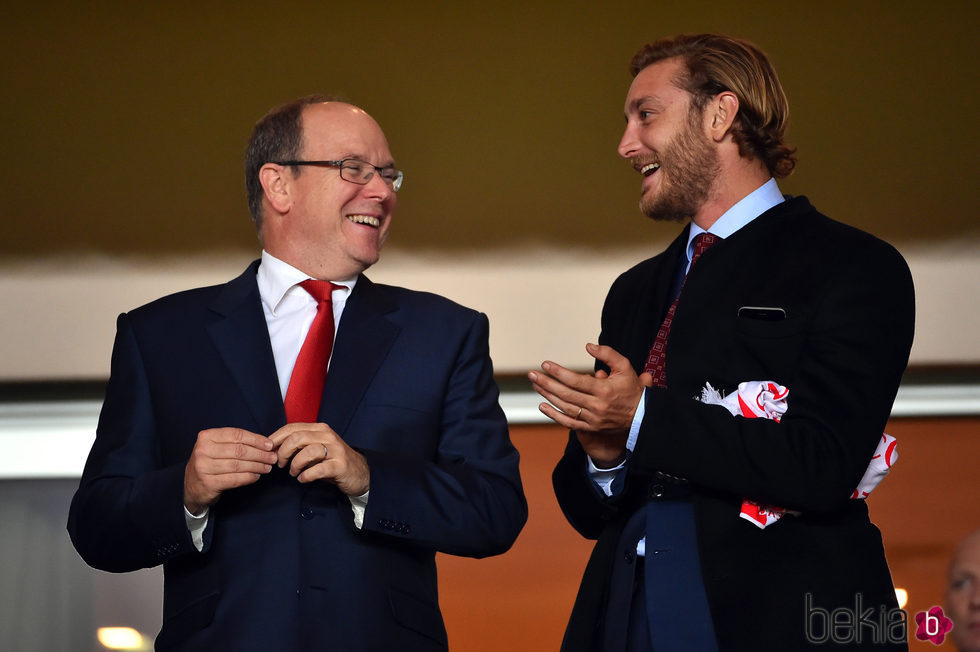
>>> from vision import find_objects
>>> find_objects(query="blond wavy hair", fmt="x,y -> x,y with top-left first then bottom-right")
631,34 -> 797,178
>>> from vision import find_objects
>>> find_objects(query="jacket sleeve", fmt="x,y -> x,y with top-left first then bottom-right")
67,313 -> 200,572
357,312 -> 528,557
553,432 -> 637,540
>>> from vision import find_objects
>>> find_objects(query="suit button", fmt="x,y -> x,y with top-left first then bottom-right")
650,484 -> 664,498
300,507 -> 314,520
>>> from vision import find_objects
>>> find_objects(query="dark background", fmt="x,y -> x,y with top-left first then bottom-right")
2,1 -> 976,258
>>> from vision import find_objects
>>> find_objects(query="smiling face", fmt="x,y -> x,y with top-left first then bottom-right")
618,57 -> 720,223
261,102 -> 397,280
948,530 -> 980,652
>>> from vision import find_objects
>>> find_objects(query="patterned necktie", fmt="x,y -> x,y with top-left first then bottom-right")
284,280 -> 342,423
642,232 -> 719,387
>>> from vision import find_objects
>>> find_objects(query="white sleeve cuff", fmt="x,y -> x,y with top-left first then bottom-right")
626,389 -> 646,452
583,390 -> 645,497
348,490 -> 369,529
184,506 -> 209,552
586,455 -> 627,496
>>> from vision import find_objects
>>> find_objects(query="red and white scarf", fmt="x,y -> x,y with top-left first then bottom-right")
698,381 -> 898,529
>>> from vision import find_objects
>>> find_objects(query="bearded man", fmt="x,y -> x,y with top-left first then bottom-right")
530,34 -> 914,651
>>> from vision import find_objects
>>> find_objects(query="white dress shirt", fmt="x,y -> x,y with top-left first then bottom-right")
186,251 -> 368,549
255,250 -> 355,398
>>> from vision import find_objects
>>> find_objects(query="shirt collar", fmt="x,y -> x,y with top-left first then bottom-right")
256,250 -> 356,315
686,177 -> 785,261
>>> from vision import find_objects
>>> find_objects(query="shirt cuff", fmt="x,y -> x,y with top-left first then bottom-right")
626,388 -> 646,452
586,390 -> 646,497
587,455 -> 627,496
184,505 -> 209,552
348,490 -> 369,529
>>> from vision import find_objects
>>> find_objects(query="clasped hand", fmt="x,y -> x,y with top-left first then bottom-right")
183,422 -> 369,514
528,343 -> 652,467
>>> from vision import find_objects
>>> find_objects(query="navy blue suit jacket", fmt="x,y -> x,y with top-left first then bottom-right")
68,262 -> 527,651
554,197 -> 914,651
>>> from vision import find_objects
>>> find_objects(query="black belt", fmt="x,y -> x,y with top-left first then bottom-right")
647,470 -> 691,500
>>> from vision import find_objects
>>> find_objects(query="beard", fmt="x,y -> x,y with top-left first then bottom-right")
638,110 -> 720,222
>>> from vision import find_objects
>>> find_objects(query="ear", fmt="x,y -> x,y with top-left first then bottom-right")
259,163 -> 292,215
706,91 -> 739,143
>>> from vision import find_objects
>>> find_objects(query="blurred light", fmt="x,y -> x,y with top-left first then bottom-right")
895,588 -> 908,609
97,627 -> 146,650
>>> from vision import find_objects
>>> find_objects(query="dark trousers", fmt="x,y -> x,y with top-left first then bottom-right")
603,500 -> 719,652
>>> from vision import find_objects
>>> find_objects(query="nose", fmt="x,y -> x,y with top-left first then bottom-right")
362,171 -> 392,203
618,121 -> 639,159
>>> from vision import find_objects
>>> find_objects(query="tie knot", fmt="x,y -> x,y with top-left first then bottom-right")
690,232 -> 719,267
298,279 -> 340,303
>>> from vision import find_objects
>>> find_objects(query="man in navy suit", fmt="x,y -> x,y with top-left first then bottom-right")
530,35 -> 913,650
69,95 -> 527,651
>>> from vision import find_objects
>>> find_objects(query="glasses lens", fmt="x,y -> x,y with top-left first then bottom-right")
381,168 -> 403,192
340,159 -> 402,191
340,160 -> 371,184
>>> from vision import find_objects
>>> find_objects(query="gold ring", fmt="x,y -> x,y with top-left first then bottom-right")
576,407 -> 583,419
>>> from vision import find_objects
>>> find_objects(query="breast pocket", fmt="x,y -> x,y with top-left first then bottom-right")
729,314 -> 807,382
735,312 -> 805,339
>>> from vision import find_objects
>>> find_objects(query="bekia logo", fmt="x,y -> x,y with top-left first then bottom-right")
805,593 -> 907,644
914,606 -> 953,646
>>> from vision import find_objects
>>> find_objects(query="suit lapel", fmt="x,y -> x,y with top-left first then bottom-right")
626,226 -> 690,371
320,275 -> 400,437
206,261 -> 286,434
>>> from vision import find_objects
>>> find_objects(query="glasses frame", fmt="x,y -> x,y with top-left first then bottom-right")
273,158 -> 403,192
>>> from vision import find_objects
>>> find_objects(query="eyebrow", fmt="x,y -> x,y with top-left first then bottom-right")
625,96 -> 666,120
337,152 -> 396,167
628,96 -> 665,113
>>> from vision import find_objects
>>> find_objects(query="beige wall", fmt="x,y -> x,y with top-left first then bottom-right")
1,242 -> 977,380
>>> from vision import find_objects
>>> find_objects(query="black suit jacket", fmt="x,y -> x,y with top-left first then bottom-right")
68,262 -> 527,651
554,197 -> 914,651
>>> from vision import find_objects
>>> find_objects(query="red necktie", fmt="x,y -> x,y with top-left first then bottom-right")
284,280 -> 342,423
642,232 -> 719,387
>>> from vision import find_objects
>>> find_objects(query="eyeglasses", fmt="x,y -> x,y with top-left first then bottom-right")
274,158 -> 403,192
